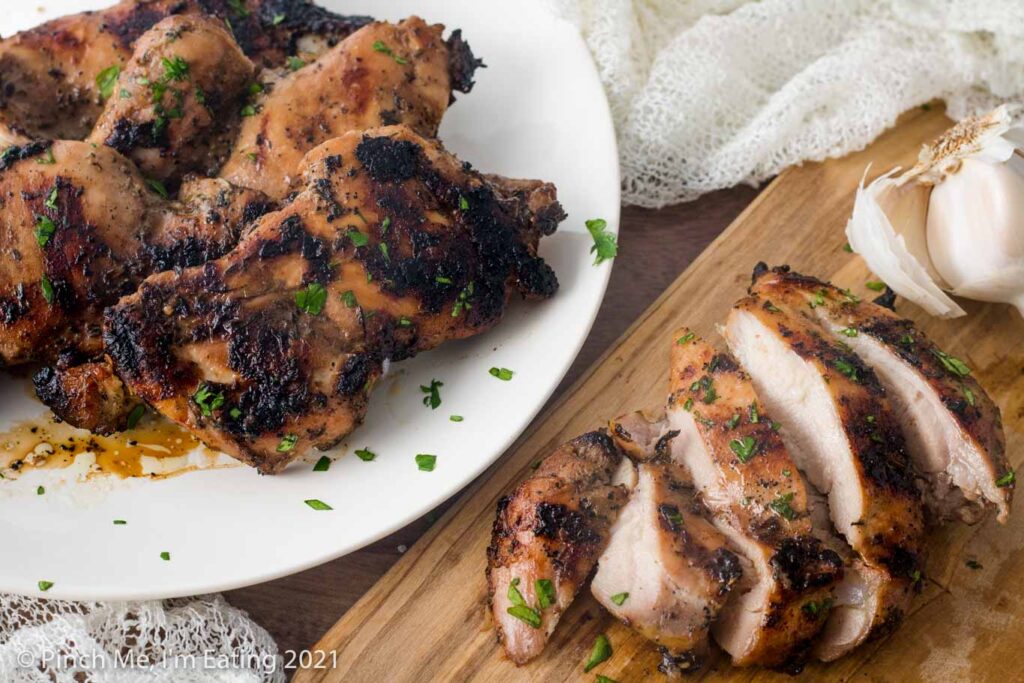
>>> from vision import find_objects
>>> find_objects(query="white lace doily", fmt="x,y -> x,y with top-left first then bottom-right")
0,594 -> 284,682
545,0 -> 1024,207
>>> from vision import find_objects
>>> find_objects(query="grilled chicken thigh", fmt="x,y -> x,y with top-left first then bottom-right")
487,432 -> 632,665
0,0 -> 371,140
33,356 -> 142,434
0,141 -> 268,367
750,266 -> 1011,523
663,330 -> 843,668
87,15 -> 256,184
104,126 -> 562,472
218,17 -> 480,200
591,458 -> 744,673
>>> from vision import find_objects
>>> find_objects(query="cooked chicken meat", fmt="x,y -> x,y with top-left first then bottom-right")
104,126 -> 562,472
218,17 -> 480,200
750,266 -> 1011,523
487,431 -> 632,665
662,330 -> 843,668
0,0 -> 371,140
0,141 -> 268,367
87,15 -> 256,184
591,458 -> 744,672
33,356 -> 142,434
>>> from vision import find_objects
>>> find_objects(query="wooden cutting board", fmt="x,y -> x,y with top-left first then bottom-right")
295,106 -> 1024,683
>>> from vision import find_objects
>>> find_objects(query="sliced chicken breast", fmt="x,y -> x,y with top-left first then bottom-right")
591,459 -> 743,672
724,286 -> 924,583
663,329 -> 843,668
486,431 -> 632,665
749,265 -> 1011,523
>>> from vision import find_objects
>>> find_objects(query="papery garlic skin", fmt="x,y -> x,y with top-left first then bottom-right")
927,155 -> 1024,316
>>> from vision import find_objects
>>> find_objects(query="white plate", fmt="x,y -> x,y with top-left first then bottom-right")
0,0 -> 618,600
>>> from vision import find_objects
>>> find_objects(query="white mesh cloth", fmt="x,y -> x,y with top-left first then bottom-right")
0,594 -> 284,682
544,0 -> 1024,207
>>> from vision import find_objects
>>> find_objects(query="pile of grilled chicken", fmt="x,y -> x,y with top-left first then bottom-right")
0,1 -> 564,473
488,265 -> 1014,673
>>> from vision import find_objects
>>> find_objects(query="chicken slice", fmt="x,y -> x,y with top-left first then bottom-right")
486,431 -> 632,665
749,265 -> 1011,523
33,356 -> 142,435
218,17 -> 480,200
0,142 -> 269,367
104,126 -> 562,472
87,15 -> 256,184
724,284 -> 924,579
663,330 -> 843,668
0,0 -> 371,140
591,458 -> 744,672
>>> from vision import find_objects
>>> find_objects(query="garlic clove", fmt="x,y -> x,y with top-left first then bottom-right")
926,155 -> 1024,303
846,169 -> 966,318
904,105 -> 1018,184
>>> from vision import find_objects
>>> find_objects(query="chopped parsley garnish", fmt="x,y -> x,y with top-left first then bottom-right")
583,634 -> 612,672
126,404 -> 145,430
931,348 -> 970,377
585,218 -> 617,265
146,178 -> 169,198
227,0 -> 250,17
764,301 -> 781,313
966,559 -> 982,570
354,447 -> 376,462
996,470 -> 1015,488
682,397 -> 694,411
900,334 -> 915,346
380,216 -> 391,234
113,519 -> 127,525
911,569 -> 922,583
277,434 -> 298,452
38,580 -> 54,592
506,604 -> 541,628
725,413 -> 741,430
435,275 -> 453,285
420,379 -> 443,409
287,56 -> 306,71
247,82 -> 264,96
782,468 -> 792,477
229,407 -> 242,420
36,148 -> 55,165
35,216 -> 56,247
192,384 -> 225,416
398,316 -> 413,327
37,485 -> 44,495
340,290 -> 357,308
160,551 -> 171,561
802,598 -> 833,619
451,281 -> 474,317
161,56 -> 190,81
40,274 -> 54,305
313,456 -> 331,472
833,358 -> 859,382
809,290 -> 826,308
96,65 -> 121,100
729,436 -> 757,463
596,676 -> 619,683
295,282 -> 327,315
415,454 -> 437,471
961,384 -> 976,407
769,492 -> 797,520
843,242 -> 853,253
690,376 -> 716,404
347,229 -> 369,247
840,327 -> 858,337
44,186 -> 58,210
748,402 -> 760,423
304,499 -> 332,511
458,194 -> 470,211
676,331 -> 695,345
449,415 -> 463,422
272,13 -> 286,25
194,86 -> 206,105
378,242 -> 390,261
865,280 -> 886,291
771,420 -> 782,431
489,367 -> 514,381
610,592 -> 629,606
535,579 -> 556,609
371,40 -> 409,65
240,104 -> 257,117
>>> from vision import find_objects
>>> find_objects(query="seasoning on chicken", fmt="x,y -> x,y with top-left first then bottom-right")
0,0 -> 371,140
33,356 -> 142,435
750,265 -> 1011,523
664,330 -> 843,669
87,15 -> 256,184
0,141 -> 269,367
590,455 -> 743,674
487,432 -> 632,665
218,17 -> 481,200
723,271 -> 925,645
104,126 -> 562,472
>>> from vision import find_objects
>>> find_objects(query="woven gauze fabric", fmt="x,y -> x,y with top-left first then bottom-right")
545,0 -> 1024,207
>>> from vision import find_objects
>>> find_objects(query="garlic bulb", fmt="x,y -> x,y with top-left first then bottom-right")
846,105 -> 1024,318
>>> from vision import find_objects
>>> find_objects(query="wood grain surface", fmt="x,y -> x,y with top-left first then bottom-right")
293,105 -> 1024,682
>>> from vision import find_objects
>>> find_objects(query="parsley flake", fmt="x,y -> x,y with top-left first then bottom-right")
931,349 -> 970,377
536,579 -> 556,609
305,499 -> 332,511
420,379 -> 443,409
40,274 -> 54,305
729,436 -> 757,463
347,229 -> 369,247
996,470 -> 1015,488
96,65 -> 121,100
161,56 -> 189,81
865,280 -> 886,291
489,367 -> 514,381
126,404 -> 145,430
146,178 -> 169,198
833,358 -> 859,382
35,216 -> 56,247
583,634 -> 612,672
415,454 -> 437,471
610,592 -> 629,606
340,290 -> 357,308
38,580 -> 54,592
354,448 -> 376,462
160,551 -> 171,561
586,218 -> 617,265
372,40 -> 409,65
676,331 -> 695,345
192,384 -> 225,416
287,56 -> 306,71
506,604 -> 540,628
449,415 -> 464,422
769,492 -> 797,520
313,456 -> 331,472
277,434 -> 298,452
295,282 -> 327,315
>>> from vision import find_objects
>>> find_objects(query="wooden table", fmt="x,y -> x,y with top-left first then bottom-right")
225,185 -> 762,658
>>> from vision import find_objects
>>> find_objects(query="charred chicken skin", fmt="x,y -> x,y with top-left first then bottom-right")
487,431 -> 632,665
0,0 -> 372,141
104,126 -> 562,472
